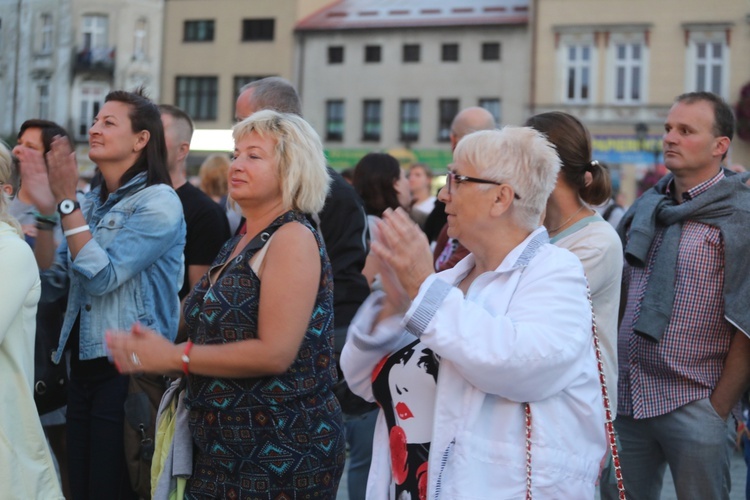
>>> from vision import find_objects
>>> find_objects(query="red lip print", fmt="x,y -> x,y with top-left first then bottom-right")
395,402 -> 414,420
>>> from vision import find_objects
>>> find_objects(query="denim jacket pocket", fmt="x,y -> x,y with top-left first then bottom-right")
95,209 -> 130,248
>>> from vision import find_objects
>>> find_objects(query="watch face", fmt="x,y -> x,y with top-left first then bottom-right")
59,199 -> 76,214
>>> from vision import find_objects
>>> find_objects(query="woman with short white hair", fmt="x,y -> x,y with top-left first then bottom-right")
107,110 -> 346,498
342,126 -> 608,499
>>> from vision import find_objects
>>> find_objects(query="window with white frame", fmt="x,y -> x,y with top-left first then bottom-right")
40,13 -> 53,53
77,84 -> 108,140
560,37 -> 595,103
686,30 -> 729,98
37,84 -> 50,119
133,18 -> 147,60
82,14 -> 108,51
613,41 -> 644,104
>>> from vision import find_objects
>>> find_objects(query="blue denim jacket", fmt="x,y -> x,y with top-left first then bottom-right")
43,172 -> 185,363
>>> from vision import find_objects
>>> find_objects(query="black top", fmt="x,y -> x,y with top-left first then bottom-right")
319,167 -> 370,329
176,182 -> 231,300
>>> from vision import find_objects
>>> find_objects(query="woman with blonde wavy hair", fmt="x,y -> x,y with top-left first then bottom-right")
107,110 -> 346,498
0,142 -> 64,499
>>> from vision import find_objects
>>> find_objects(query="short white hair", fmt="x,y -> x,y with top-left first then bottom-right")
233,110 -> 330,214
453,127 -> 560,230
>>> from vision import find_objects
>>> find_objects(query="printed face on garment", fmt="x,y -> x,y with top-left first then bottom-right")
229,130 -> 282,210
88,101 -> 145,165
388,344 -> 438,444
663,100 -> 727,177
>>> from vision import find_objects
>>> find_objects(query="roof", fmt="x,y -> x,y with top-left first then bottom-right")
295,0 -> 529,31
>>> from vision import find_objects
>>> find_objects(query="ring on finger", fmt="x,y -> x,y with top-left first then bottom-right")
131,352 -> 141,366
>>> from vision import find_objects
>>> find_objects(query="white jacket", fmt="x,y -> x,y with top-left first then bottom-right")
341,228 -> 607,499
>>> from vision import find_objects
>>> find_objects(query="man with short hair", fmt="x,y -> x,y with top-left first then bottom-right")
613,92 -> 750,499
430,107 -> 497,271
10,119 -> 75,498
159,105 -> 230,301
236,77 -> 372,500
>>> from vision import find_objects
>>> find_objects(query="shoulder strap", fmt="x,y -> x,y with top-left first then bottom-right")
249,233 -> 275,275
603,203 -> 620,221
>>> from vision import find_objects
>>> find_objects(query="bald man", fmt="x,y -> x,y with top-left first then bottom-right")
429,107 -> 497,271
450,106 -> 497,150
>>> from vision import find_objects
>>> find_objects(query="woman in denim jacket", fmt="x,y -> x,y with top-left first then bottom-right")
16,89 -> 185,499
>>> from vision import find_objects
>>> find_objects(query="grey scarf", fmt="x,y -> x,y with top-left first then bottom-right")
617,169 -> 750,342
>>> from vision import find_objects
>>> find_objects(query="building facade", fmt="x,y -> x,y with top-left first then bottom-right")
0,0 -> 73,142
531,0 -> 750,201
0,0 -> 164,173
160,0 -> 331,131
295,0 -> 530,169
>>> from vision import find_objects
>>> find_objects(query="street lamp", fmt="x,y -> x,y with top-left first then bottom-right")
635,122 -> 649,152
634,122 -> 660,169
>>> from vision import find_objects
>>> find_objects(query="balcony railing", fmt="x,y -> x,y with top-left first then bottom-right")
74,46 -> 116,75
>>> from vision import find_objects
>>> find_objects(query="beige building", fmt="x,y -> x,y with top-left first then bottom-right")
531,0 -> 750,201
160,0 -> 331,132
295,0 -> 530,169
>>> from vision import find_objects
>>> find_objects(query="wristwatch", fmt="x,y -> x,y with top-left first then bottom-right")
57,198 -> 81,217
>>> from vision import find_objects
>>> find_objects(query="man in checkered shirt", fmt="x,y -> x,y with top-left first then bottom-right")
612,92 -> 750,499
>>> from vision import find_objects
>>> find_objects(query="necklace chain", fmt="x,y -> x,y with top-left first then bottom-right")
548,204 -> 586,234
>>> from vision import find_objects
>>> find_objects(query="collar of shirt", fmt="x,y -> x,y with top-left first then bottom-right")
666,169 -> 726,202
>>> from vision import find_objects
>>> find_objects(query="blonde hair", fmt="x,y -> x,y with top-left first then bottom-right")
0,142 -> 22,236
453,127 -> 560,231
198,154 -> 230,200
233,110 -> 330,214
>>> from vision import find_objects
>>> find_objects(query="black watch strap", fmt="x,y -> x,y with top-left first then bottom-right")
57,199 -> 81,216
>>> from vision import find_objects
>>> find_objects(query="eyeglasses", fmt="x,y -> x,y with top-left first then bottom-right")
445,171 -> 521,199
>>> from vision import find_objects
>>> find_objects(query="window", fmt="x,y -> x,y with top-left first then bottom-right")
133,18 -> 147,59
325,100 -> 345,141
687,32 -> 728,98
362,100 -> 382,141
403,44 -> 420,63
438,99 -> 459,142
400,100 -> 420,142
365,45 -> 381,63
564,43 -> 593,103
40,14 -> 53,53
242,18 -> 274,41
37,84 -> 50,120
482,42 -> 501,61
82,14 -> 108,50
442,43 -> 459,62
613,42 -> 643,104
77,84 -> 107,140
184,20 -> 214,42
479,98 -> 501,125
328,46 -> 344,64
176,77 -> 218,121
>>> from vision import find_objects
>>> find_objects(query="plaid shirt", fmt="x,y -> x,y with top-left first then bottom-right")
618,171 -> 735,419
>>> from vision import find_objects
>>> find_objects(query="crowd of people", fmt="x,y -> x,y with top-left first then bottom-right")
1,76 -> 749,500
